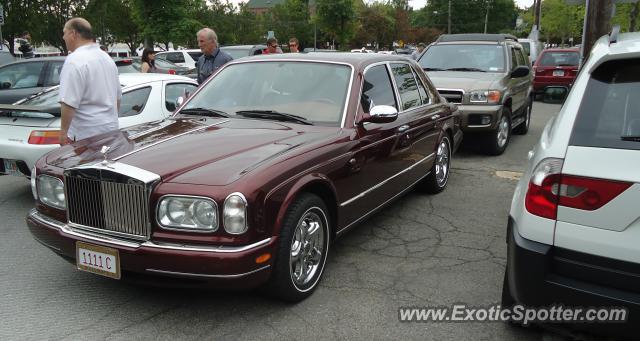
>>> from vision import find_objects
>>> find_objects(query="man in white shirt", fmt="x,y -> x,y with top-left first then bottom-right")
59,17 -> 121,145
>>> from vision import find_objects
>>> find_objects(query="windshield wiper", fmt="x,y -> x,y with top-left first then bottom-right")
179,107 -> 229,118
621,135 -> 640,142
445,67 -> 487,72
235,110 -> 313,125
424,67 -> 445,71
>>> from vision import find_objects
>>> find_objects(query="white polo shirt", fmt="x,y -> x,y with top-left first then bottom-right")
59,43 -> 122,141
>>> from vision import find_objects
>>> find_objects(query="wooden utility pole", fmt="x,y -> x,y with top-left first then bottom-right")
533,0 -> 541,29
581,0 -> 614,62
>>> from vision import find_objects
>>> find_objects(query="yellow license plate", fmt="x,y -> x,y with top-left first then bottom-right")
76,242 -> 121,279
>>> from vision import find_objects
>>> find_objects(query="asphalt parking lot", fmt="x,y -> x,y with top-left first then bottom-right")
0,102 -> 567,340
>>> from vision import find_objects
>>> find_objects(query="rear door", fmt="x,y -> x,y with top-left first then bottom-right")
555,58 -> 640,263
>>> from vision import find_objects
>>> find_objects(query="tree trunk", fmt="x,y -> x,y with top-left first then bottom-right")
630,2 -> 639,32
582,0 -> 614,62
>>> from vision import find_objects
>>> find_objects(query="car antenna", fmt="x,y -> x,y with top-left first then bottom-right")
609,25 -> 620,45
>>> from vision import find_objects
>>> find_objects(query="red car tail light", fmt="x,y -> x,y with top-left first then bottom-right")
525,158 -> 632,219
558,175 -> 631,211
525,158 -> 563,220
28,130 -> 60,144
168,69 -> 176,75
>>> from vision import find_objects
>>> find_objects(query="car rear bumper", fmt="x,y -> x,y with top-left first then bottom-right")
0,140 -> 55,177
507,217 -> 640,339
533,78 -> 574,92
27,209 -> 275,289
455,104 -> 502,132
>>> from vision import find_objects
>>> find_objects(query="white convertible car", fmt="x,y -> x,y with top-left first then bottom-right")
0,73 -> 197,178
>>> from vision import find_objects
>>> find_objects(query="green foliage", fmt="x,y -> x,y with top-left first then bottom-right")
539,0 -> 582,44
418,0 -> 517,34
316,0 -> 356,50
83,0 -> 142,55
130,0 -> 203,49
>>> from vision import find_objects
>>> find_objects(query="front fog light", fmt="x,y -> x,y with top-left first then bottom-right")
481,115 -> 492,125
157,196 -> 218,231
224,193 -> 248,234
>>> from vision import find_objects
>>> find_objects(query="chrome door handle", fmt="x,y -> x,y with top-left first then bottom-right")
431,114 -> 441,120
398,125 -> 410,132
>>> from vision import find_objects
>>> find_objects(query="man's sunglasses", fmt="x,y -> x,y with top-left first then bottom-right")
270,44 -> 278,48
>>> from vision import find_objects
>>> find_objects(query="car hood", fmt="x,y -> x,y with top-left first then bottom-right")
46,117 -> 339,186
426,71 -> 504,92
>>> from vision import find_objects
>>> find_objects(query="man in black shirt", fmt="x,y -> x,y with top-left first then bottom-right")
17,31 -> 34,58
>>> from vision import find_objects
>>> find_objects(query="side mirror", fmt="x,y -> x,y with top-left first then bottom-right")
510,65 -> 530,78
0,81 -> 11,89
543,86 -> 568,104
360,105 -> 398,124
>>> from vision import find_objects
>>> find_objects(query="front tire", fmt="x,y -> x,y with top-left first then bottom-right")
266,193 -> 330,302
484,108 -> 511,155
420,135 -> 451,193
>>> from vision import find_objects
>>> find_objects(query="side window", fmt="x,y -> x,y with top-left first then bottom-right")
167,52 -> 185,64
187,51 -> 203,60
361,64 -> 397,113
391,63 -> 421,111
44,62 -> 64,86
411,66 -> 430,105
165,82 -> 197,112
515,48 -> 527,67
0,62 -> 45,89
510,47 -> 519,70
119,86 -> 151,117
156,53 -> 168,61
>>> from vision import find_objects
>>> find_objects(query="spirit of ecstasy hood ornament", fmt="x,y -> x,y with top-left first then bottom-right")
100,145 -> 112,165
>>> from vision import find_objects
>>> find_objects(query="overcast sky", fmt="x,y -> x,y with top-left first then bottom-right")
226,0 -> 536,10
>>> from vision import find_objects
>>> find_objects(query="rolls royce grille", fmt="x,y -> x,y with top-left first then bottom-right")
65,172 -> 151,240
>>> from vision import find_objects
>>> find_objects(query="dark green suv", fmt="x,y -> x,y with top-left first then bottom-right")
418,34 -> 533,155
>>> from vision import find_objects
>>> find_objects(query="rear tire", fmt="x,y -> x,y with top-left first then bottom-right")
265,193 -> 330,302
420,135 -> 451,194
484,108 -> 511,155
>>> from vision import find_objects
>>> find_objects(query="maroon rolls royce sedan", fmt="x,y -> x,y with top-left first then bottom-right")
27,53 -> 462,302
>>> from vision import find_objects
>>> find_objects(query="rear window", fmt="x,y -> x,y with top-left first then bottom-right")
570,58 -> 640,151
538,51 -> 579,66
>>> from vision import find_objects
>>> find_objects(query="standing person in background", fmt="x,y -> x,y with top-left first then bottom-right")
17,31 -> 34,58
141,48 -> 157,73
196,27 -> 233,85
411,43 -> 426,60
262,38 -> 282,54
58,17 -> 121,145
288,38 -> 299,53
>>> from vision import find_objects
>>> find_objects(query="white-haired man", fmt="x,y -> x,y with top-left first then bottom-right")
196,28 -> 233,84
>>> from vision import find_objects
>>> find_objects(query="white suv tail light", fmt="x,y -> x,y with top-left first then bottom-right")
524,158 -> 632,220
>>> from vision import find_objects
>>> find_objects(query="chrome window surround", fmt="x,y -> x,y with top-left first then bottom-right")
155,194 -> 220,233
181,59 -> 355,129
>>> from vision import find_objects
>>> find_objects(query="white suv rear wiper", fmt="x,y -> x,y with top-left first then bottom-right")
621,135 -> 640,142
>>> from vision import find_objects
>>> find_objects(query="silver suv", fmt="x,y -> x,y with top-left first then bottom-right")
418,34 -> 533,155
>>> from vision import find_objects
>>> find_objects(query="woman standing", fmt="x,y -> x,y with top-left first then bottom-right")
141,48 -> 157,73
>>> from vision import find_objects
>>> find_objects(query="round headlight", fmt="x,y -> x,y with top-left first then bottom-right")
194,200 -> 216,226
167,199 -> 186,223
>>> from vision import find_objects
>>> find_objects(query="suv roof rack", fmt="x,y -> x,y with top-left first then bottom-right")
436,33 -> 519,43
609,25 -> 620,45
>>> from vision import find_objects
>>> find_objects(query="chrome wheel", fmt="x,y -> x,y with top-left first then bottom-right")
497,115 -> 510,148
435,138 -> 450,187
290,207 -> 326,289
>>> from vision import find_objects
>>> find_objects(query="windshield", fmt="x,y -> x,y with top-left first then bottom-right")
181,61 -> 352,126
538,51 -> 579,67
419,44 -> 505,72
221,48 -> 253,59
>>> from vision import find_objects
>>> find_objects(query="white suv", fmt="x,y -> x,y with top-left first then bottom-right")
156,49 -> 202,68
503,31 -> 640,339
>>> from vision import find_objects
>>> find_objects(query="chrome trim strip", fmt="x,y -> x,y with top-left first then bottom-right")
340,152 -> 435,207
437,88 -> 466,94
467,124 -> 492,128
114,120 -> 229,161
29,209 -> 272,253
145,265 -> 270,279
337,170 -> 431,236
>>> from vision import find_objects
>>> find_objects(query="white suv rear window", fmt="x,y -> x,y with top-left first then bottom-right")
569,58 -> 640,150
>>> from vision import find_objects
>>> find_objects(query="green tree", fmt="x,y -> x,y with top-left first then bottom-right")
83,0 -> 142,55
270,0 -> 313,49
316,0 -> 356,50
131,0 -> 202,49
420,0 -> 517,34
539,0 -> 582,44
37,0 -> 90,53
352,2 -> 395,49
1,0 -> 39,55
